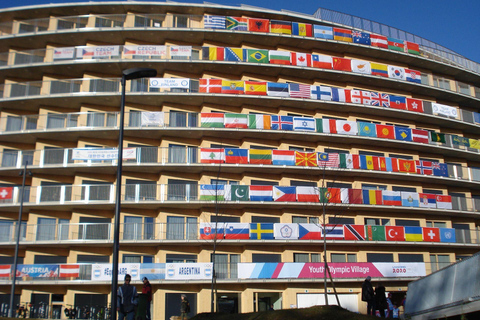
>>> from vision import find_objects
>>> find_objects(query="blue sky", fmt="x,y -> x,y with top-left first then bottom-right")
4,0 -> 480,63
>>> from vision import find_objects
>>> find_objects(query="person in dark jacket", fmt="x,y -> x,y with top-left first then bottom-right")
142,277 -> 152,320
180,294 -> 190,320
117,274 -> 138,320
375,284 -> 387,318
361,276 -> 375,315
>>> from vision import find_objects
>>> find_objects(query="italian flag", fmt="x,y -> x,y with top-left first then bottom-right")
201,113 -> 224,128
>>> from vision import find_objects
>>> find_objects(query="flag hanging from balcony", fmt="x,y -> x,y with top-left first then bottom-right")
333,27 -> 353,42
319,187 -> 341,203
270,20 -> 292,34
344,225 -> 366,240
248,114 -> 271,129
291,52 -> 311,67
293,117 -> 315,131
204,15 -> 226,29
388,37 -> 404,51
245,81 -> 267,95
292,22 -> 312,36
394,127 -> 412,142
296,186 -> 319,202
312,55 -> 333,69
313,25 -> 333,39
224,148 -> 248,164
249,185 -> 273,201
59,264 -> 80,277
295,151 -> 317,167
398,159 -> 416,173
271,115 -> 293,130
273,186 -> 296,202
365,225 -> 386,241
358,122 -> 377,137
423,227 -> 440,242
317,153 -> 339,168
250,223 -> 274,239
224,47 -> 245,61
272,150 -> 295,165
249,149 -> 272,165
407,98 -> 424,112
269,50 -> 291,65
0,187 -> 13,200
370,62 -> 389,77
224,185 -> 249,201
221,80 -> 244,94
200,148 -> 224,163
332,57 -> 352,71
246,49 -> 269,63
351,60 -> 371,74
321,224 -> 344,240
404,41 -> 420,55
199,78 -> 222,93
418,193 -> 436,208
226,17 -> 247,30
401,192 -> 419,207
267,83 -> 289,97
202,46 -> 224,61
200,113 -> 224,127
298,223 -> 322,240
385,226 -> 405,241
405,69 -> 421,83
370,34 -> 388,48
439,228 -> 456,243
405,226 -> 423,241
436,195 -> 452,209
352,31 -> 371,45
224,113 -> 248,128
199,184 -> 225,201
388,66 -> 406,80
248,18 -> 269,32
362,190 -> 383,205
311,85 -> 332,100
274,223 -> 299,239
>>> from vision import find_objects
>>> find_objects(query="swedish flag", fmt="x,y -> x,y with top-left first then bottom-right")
249,223 -> 274,239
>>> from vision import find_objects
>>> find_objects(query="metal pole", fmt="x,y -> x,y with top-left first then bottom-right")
322,167 -> 328,306
9,162 -> 29,318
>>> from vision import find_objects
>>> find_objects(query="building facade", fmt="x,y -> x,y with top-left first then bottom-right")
0,1 -> 479,319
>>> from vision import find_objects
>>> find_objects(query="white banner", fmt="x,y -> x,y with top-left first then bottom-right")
432,103 -> 458,117
72,148 -> 136,160
149,78 -> 190,88
165,263 -> 213,280
170,46 -> 192,57
123,45 -> 166,56
141,112 -> 164,126
274,223 -> 299,240
53,47 -> 75,59
91,263 -> 140,281
76,46 -> 120,58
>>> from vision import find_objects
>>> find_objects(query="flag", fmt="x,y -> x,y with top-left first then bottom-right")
311,85 -> 332,100
248,114 -> 271,129
59,264 -> 80,277
249,223 -> 274,239
296,186 -> 319,202
339,154 -> 360,169
224,223 -> 250,239
370,92 -> 390,107
405,226 -> 423,242
370,34 -> 388,48
199,78 -> 222,93
224,47 -> 245,61
291,52 -> 312,67
321,224 -> 344,240
344,188 -> 362,203
202,46 -> 224,60
376,124 -> 395,139
365,225 -> 386,241
270,20 -> 291,34
271,115 -> 293,130
388,37 -> 404,51
313,25 -> 333,39
299,223 -> 322,240
439,228 -> 456,243
267,82 -> 289,97
371,62 -> 389,77
269,50 -> 291,65
385,157 -> 399,172
389,95 -> 407,110
244,81 -> 267,95
331,87 -> 351,102
204,15 -> 226,29
293,117 -> 315,131
358,122 -> 377,137
405,69 -> 421,83
273,186 -> 296,201
407,98 -> 424,112
317,153 -> 339,168
386,226 -> 405,241
430,131 -> 446,143
224,113 -> 248,128
404,41 -> 420,55
415,160 -> 433,175
289,83 -> 311,98
200,184 -> 225,201
295,151 -> 317,167
388,66 -> 406,80
423,227 -> 440,242
401,192 -> 419,207
201,113 -> 224,127
322,119 -> 337,134
312,55 -> 333,69
292,22 -> 312,36
332,57 -> 352,71
394,127 -> 412,142
248,18 -> 269,32
199,223 -> 223,239
336,120 -> 358,135
432,162 -> 448,177
274,223 -> 299,240
474,112 -> 480,124
0,187 -> 13,200
224,185 -> 249,201
246,49 -> 268,63
272,149 -> 295,165
226,16 -> 247,30
436,195 -> 452,209
319,187 -> 341,203
351,60 -> 371,74
0,265 -> 11,277
200,148 -> 224,163
351,90 -> 371,105
352,31 -> 371,45
362,189 -> 383,205
224,148 -> 248,164
451,135 -> 470,147
221,80 -> 244,94
469,139 -> 480,149
360,155 -> 380,170
344,225 -> 366,240
398,159 -> 416,173
249,149 -> 272,165
333,27 -> 353,42
249,185 -> 273,201
418,193 -> 436,208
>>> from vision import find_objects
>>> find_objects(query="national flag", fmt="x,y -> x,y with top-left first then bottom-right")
289,83 -> 311,98
394,127 -> 412,142
223,223 -> 250,239
249,149 -> 272,165
370,34 -> 388,48
200,148 -> 224,163
344,188 -> 362,204
274,223 -> 300,239
362,189 -> 383,205
451,135 -> 470,147
439,228 -> 456,243
199,78 -> 222,93
319,187 -> 341,203
398,159 -> 416,173
292,22 -> 312,36
371,62 -> 389,77
474,112 -> 480,124
376,124 -> 395,139
295,151 -> 317,167
385,226 -> 405,241
352,30 -> 371,45
248,114 -> 271,129
344,225 -> 366,240
226,16 -> 248,30
469,139 -> 480,149
322,119 -> 337,134
0,187 -> 13,199
221,80 -> 244,94
270,20 -> 292,34
249,185 -> 273,201
199,223 -> 223,239
298,223 -> 322,240
418,193 -> 436,208
269,50 -> 291,65
202,46 -> 225,61
378,157 -> 388,171
405,69 -> 421,83
224,47 -> 245,61
415,160 -> 433,175
272,149 -> 295,165
291,52 -> 312,67
389,95 -> 407,110
0,265 -> 11,277
331,87 -> 351,102
200,113 -> 224,127
432,162 -> 448,177
336,120 -> 358,135
423,227 -> 440,242
249,223 -> 274,239
317,153 -> 339,168
313,25 -> 333,39
404,41 -> 420,55
204,15 -> 226,29
273,186 -> 296,202
224,185 -> 249,201
357,122 -> 377,137
407,98 -> 424,112
370,92 -> 390,107
385,157 -> 399,172
351,60 -> 371,74
436,195 -> 452,209
333,27 -> 353,42
321,224 -> 345,240
360,155 -> 380,170
267,82 -> 289,97
312,55 -> 333,69
293,117 -> 315,131
200,184 -> 225,201
224,113 -> 248,128
365,225 -> 386,241
388,66 -> 406,80
244,81 -> 267,95
224,148 -> 248,164
311,85 -> 332,100
248,18 -> 269,32
271,115 -> 293,130
332,57 -> 352,71
401,192 -> 419,207
339,154 -> 360,169
59,264 -> 80,277
296,186 -> 319,202
351,90 -> 371,105
246,49 -> 269,63
430,131 -> 446,143
405,226 -> 423,242
388,37 -> 404,51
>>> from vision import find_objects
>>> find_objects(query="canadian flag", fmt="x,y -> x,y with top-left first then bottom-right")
291,52 -> 311,67
0,187 -> 13,199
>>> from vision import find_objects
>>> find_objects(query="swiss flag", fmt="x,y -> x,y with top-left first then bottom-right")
423,227 -> 440,242
386,226 -> 405,241
0,187 -> 13,199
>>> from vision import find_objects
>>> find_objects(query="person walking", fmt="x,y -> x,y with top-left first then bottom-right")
180,294 -> 190,320
375,284 -> 387,318
386,293 -> 394,318
142,277 -> 152,320
117,274 -> 138,320
361,276 -> 375,315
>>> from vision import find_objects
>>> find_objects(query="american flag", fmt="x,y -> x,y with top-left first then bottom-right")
288,83 -> 311,98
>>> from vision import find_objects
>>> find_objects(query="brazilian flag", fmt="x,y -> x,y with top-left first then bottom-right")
246,49 -> 268,63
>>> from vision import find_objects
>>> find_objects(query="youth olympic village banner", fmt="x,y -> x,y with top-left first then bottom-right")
238,262 -> 426,279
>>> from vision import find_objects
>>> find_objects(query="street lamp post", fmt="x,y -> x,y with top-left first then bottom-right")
111,68 -> 156,320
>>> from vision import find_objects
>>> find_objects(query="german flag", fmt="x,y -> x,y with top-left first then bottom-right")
270,20 -> 291,34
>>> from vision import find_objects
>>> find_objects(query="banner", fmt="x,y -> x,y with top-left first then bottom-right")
72,148 -> 136,160
91,263 -> 140,281
53,47 -> 75,59
149,78 -> 190,89
141,111 -> 164,126
76,46 -> 119,58
123,45 -> 166,56
170,46 -> 192,57
432,103 -> 458,117
140,263 -> 165,280
16,265 -> 58,278
165,263 -> 212,280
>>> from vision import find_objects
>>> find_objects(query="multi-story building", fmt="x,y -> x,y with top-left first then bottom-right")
0,1 -> 479,319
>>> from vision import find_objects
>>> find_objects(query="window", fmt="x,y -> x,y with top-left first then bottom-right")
129,110 -> 141,127
294,253 -> 321,262
87,112 -> 116,128
0,220 -> 26,242
361,184 -> 387,190
128,144 -> 158,164
169,111 -> 198,127
40,181 -> 72,202
78,217 -> 110,240
366,253 -> 394,262
422,189 -> 443,195
77,255 -> 109,263
166,216 -> 197,240
211,254 -> 239,279
172,15 -> 188,28
289,146 -> 315,152
389,154 -> 413,160
34,255 -> 67,264
166,254 -> 197,263
168,144 -> 198,164
430,254 -> 450,272
81,180 -> 111,201
452,223 -> 471,243
250,145 -> 274,150
426,221 -> 447,228
359,150 -> 384,157
329,217 -> 354,225
6,116 -> 22,131
292,216 -> 318,224
123,216 -> 154,240
395,219 -> 420,227
456,82 -> 470,95
331,253 -> 356,262
122,255 -> 154,263
392,186 -> 416,192
364,218 -> 390,226
290,180 -> 316,187
252,254 -> 281,263
398,254 -> 423,262
449,193 -> 468,211
251,216 -> 280,223
432,76 -> 451,90
324,148 -> 349,154
125,179 -> 156,201
251,180 -> 278,186
50,80 -> 80,94
420,72 -> 429,85
210,216 -> 240,223
327,182 -> 352,189
167,179 -> 198,201
475,87 -> 480,99
89,79 -> 119,93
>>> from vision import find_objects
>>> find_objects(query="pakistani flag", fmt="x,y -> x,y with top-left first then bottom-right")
225,185 -> 249,201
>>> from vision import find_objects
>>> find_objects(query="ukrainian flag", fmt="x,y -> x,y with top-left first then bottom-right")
405,226 -> 423,242
249,223 -> 274,239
